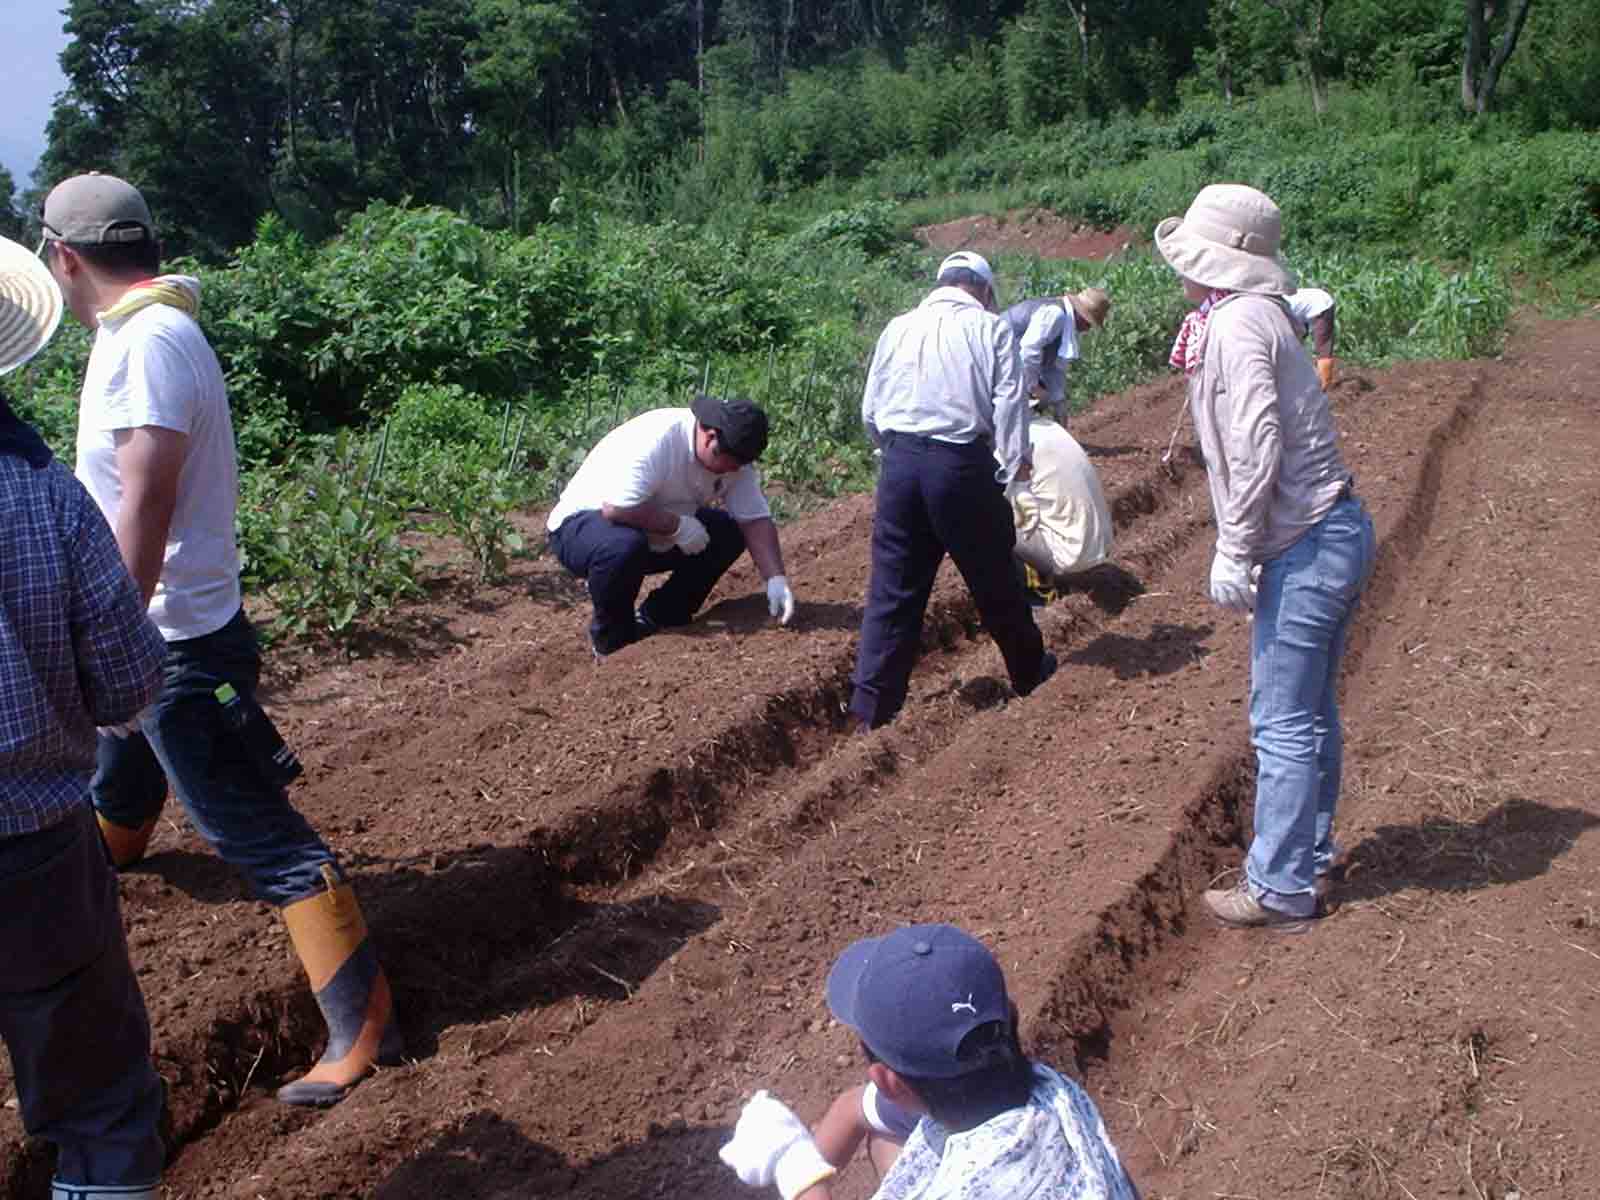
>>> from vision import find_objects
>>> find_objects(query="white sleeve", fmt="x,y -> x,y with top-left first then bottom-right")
98,323 -> 199,435
723,465 -> 773,522
991,319 -> 1030,482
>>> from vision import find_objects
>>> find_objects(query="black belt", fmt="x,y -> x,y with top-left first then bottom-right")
1336,478 -> 1355,501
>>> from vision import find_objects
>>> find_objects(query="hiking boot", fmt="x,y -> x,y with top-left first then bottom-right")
1203,880 -> 1319,932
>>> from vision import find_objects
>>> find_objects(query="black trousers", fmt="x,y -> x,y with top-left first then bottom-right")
0,804 -> 164,1188
850,433 -> 1048,728
551,507 -> 746,654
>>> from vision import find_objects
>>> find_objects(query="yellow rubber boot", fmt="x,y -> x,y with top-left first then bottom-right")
277,866 -> 404,1107
97,814 -> 158,868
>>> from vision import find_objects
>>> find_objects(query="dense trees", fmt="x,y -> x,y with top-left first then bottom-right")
32,0 -> 1593,257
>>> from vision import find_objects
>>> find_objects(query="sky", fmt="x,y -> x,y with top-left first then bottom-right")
2,1 -> 72,193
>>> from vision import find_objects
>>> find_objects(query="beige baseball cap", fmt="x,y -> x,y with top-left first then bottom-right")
0,236 -> 64,376
41,173 -> 155,245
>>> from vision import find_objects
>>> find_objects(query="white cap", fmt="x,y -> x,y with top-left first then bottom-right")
937,251 -> 995,290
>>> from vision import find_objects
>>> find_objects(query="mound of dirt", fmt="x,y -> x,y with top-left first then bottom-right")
5,320 -> 1598,1200
916,209 -> 1137,262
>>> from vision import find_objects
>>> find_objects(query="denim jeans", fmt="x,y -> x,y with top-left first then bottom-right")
91,608 -> 336,907
1245,497 -> 1377,916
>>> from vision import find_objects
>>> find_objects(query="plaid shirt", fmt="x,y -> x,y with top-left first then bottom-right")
1,452 -> 166,837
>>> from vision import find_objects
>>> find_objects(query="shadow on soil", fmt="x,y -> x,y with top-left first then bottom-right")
1065,622 -> 1214,679
374,1112 -> 737,1200
1342,799 -> 1600,899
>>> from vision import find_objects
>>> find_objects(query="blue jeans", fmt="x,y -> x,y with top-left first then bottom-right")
91,609 -> 337,907
1246,497 -> 1377,916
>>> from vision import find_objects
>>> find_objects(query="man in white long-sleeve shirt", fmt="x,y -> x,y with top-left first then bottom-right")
850,252 -> 1055,730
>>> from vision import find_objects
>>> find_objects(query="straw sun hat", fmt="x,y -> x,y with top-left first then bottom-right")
1067,287 -> 1111,329
1154,184 -> 1297,296
0,236 -> 64,377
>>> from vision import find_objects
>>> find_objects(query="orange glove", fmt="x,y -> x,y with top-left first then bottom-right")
1316,357 -> 1336,391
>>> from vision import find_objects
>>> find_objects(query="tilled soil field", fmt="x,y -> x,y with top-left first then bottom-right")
4,318 -> 1598,1200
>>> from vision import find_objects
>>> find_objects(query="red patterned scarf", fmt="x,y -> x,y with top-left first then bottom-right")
1168,288 -> 1233,376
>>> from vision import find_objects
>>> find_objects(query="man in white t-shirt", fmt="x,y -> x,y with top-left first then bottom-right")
547,393 -> 797,658
41,173 -> 402,1110
1285,287 -> 1337,391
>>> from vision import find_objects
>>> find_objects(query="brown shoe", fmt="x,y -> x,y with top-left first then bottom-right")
1203,881 -> 1319,932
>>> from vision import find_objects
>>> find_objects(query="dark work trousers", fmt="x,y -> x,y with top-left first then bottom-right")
851,432 -> 1048,728
92,608 -> 337,907
550,507 -> 747,654
0,803 -> 165,1189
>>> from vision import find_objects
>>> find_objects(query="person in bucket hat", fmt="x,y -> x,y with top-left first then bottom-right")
717,924 -> 1139,1200
546,392 -> 797,657
849,252 -> 1056,730
1156,184 -> 1377,930
0,234 -> 171,1200
40,173 -> 404,1107
1002,286 -> 1110,425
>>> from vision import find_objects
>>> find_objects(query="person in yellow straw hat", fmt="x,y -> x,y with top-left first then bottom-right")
40,173 -> 403,1107
1155,183 -> 1375,931
1,233 -> 171,1200
1002,286 -> 1110,426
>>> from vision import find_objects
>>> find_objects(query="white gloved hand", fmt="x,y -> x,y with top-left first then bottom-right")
765,576 -> 796,625
672,514 -> 710,555
1209,551 -> 1256,613
719,1091 -> 836,1199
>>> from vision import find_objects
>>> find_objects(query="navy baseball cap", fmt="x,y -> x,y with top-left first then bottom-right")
825,924 -> 1011,1079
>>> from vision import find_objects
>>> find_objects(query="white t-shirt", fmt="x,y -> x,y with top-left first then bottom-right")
546,408 -> 772,538
75,297 -> 242,641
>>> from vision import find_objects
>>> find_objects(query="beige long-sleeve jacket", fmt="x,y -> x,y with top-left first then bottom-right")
1188,293 -> 1352,563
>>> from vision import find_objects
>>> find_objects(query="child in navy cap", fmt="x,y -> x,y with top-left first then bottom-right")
719,924 -> 1140,1200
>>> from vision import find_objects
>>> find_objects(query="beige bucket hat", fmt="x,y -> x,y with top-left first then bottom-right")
1154,184 -> 1297,296
1067,287 -> 1111,329
0,236 -> 64,377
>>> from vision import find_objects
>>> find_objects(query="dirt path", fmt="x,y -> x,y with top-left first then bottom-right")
3,320 -> 1597,1200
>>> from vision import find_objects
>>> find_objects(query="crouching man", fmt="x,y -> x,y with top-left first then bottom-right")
547,394 -> 797,658
1008,392 -> 1115,602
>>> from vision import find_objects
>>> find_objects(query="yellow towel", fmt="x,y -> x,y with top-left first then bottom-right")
97,274 -> 200,323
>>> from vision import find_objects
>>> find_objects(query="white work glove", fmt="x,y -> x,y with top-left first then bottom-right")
672,513 -> 710,555
718,1091 -> 836,1200
1208,550 -> 1256,613
765,575 -> 796,625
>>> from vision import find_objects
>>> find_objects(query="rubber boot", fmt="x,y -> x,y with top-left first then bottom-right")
51,1185 -> 157,1199
96,815 -> 157,869
276,865 -> 404,1107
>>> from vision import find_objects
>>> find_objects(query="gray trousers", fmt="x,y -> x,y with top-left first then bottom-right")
0,803 -> 164,1189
